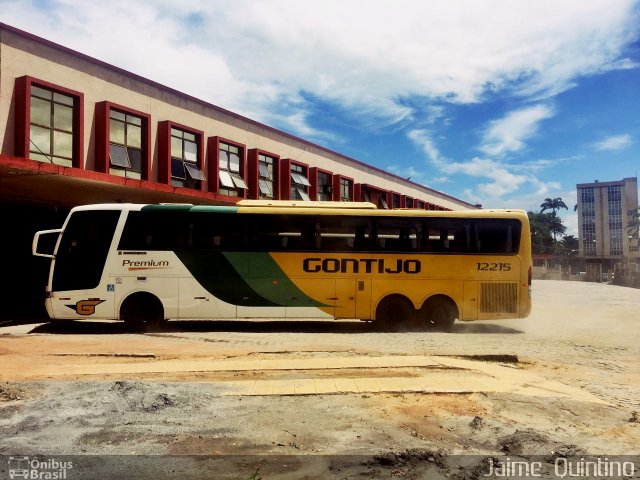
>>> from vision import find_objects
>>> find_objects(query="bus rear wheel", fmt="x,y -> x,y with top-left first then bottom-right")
418,296 -> 457,332
375,295 -> 415,331
120,293 -> 165,332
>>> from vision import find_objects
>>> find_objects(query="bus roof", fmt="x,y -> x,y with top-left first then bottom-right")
68,203 -> 527,218
237,200 -> 377,209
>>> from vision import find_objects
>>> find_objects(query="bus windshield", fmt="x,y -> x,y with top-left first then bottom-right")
52,210 -> 120,291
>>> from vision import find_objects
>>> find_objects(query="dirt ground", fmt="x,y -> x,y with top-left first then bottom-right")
0,280 -> 639,479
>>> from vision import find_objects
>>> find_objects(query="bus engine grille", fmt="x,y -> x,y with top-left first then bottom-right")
480,282 -> 518,313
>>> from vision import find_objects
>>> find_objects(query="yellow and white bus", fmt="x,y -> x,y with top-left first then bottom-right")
32,201 -> 532,331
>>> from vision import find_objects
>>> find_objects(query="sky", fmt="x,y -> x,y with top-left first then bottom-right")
2,0 -> 640,235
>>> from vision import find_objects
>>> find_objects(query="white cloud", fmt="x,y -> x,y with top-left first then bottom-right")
268,111 -> 339,144
594,134 -> 633,151
408,128 -> 567,207
479,105 -> 555,157
561,208 -> 580,237
0,0 -> 637,137
431,176 -> 450,184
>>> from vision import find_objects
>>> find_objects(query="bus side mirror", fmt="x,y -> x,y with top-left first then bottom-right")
32,229 -> 62,259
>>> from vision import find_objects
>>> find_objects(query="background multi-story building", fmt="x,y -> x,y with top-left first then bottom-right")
0,23 -> 477,319
576,177 -> 639,281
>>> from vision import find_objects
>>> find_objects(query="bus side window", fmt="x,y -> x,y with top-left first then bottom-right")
474,219 -> 521,254
376,219 -> 419,252
318,216 -> 372,252
191,213 -> 247,251
425,228 -> 444,252
447,229 -> 469,252
424,220 -> 470,253
353,226 -> 369,251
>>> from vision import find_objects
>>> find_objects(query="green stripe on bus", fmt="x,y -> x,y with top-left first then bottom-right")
141,204 -> 194,212
176,251 -> 280,307
141,205 -> 240,214
176,251 -> 324,307
190,205 -> 239,213
223,252 -> 326,307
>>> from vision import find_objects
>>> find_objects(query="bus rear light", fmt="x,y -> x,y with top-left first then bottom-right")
528,266 -> 532,286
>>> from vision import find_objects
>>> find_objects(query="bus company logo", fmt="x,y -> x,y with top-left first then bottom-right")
8,456 -> 73,479
66,299 -> 105,316
122,259 -> 170,271
303,257 -> 421,274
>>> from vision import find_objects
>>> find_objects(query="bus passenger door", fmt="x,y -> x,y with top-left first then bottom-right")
334,279 -> 357,319
353,279 -> 371,320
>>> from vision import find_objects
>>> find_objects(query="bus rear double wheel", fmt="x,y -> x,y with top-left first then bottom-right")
120,292 -> 166,332
418,295 -> 457,332
375,294 -> 456,332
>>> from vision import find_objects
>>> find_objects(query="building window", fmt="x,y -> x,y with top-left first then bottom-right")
218,142 -> 247,196
258,153 -> 276,199
317,171 -> 332,201
582,222 -> 596,256
109,110 -> 142,179
340,178 -> 352,201
581,187 -> 594,204
580,187 -> 596,256
291,164 -> 310,200
171,127 -> 205,189
392,193 -> 401,209
608,186 -> 623,256
29,85 -> 75,167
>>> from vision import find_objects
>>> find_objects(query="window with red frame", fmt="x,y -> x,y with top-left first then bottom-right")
290,163 -> 310,200
108,110 -> 143,179
258,153 -> 276,199
339,178 -> 353,201
171,127 -> 205,189
219,142 -> 247,196
29,85 -> 75,166
317,171 -> 332,201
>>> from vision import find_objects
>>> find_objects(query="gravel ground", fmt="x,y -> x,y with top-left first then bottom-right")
0,279 -> 639,478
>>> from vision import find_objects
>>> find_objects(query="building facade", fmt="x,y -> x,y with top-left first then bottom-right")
576,177 -> 639,261
0,22 -> 475,211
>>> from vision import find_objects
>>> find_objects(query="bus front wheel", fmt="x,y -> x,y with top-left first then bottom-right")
120,293 -> 165,332
375,295 -> 415,331
418,296 -> 457,332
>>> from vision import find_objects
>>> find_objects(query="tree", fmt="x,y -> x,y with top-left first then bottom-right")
527,211 -> 554,254
540,197 -> 568,216
628,206 -> 640,247
547,214 -> 567,245
539,197 -> 568,243
559,235 -> 579,255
